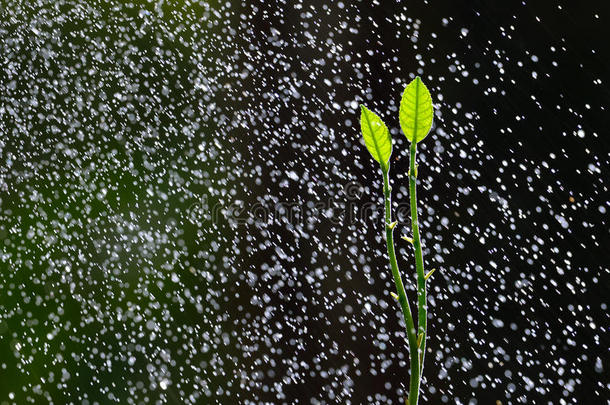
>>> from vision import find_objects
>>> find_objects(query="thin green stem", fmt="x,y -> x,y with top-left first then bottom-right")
382,168 -> 420,405
409,143 -> 428,378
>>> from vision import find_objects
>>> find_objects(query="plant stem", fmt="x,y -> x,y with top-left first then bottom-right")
409,142 -> 428,378
381,168 -> 420,405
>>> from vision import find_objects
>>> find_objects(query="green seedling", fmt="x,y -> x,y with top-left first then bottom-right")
360,76 -> 435,405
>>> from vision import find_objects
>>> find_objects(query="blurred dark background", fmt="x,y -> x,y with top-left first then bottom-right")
0,0 -> 608,404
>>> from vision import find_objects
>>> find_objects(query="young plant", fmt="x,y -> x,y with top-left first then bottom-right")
360,76 -> 435,405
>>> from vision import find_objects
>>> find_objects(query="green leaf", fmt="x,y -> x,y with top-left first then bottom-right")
360,105 -> 392,171
399,76 -> 434,143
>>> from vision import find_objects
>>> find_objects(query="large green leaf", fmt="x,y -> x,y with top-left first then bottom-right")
360,105 -> 392,171
399,76 -> 434,143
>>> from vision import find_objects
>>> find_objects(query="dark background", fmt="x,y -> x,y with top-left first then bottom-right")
0,0 -> 608,404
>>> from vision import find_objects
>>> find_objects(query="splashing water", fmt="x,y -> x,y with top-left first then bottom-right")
0,1 -> 607,403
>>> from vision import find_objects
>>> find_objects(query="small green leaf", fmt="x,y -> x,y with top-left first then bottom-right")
401,235 -> 414,244
424,268 -> 436,280
360,105 -> 392,171
399,76 -> 434,143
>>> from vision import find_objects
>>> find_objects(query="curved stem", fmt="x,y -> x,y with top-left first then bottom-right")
382,168 -> 420,405
409,143 -> 428,378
